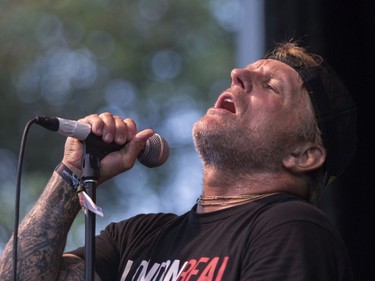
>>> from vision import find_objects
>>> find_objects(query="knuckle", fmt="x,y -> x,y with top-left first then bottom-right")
99,112 -> 113,117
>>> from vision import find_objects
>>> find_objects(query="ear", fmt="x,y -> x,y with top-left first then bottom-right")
282,144 -> 326,174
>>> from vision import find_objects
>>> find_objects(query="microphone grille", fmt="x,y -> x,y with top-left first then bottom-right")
137,134 -> 169,168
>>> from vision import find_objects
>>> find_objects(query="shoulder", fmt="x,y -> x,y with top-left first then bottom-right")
256,193 -> 334,228
250,193 -> 343,245
242,194 -> 353,280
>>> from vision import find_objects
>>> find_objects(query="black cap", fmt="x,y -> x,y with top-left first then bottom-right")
265,53 -> 357,184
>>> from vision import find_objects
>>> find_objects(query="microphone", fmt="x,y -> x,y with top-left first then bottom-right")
34,116 -> 169,168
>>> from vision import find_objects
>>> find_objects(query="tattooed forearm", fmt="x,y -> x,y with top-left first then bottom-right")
0,172 -> 82,281
57,254 -> 102,281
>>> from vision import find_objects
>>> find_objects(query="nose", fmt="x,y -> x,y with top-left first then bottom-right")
230,68 -> 253,92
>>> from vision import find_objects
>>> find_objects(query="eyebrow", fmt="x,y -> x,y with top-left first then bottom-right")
248,65 -> 287,89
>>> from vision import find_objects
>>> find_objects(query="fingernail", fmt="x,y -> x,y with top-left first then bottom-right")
116,135 -> 125,143
104,133 -> 113,142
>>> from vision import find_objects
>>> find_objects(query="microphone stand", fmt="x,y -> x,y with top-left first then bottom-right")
81,143 -> 100,281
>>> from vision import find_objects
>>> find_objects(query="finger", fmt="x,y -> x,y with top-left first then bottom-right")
99,112 -> 116,143
133,129 -> 155,146
113,116 -> 127,145
123,129 -> 155,161
100,129 -> 155,178
79,114 -> 104,136
123,118 -> 137,140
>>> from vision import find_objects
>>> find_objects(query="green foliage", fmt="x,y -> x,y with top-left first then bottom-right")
0,0 -> 235,251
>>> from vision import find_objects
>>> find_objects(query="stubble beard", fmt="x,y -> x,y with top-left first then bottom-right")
192,116 -> 293,176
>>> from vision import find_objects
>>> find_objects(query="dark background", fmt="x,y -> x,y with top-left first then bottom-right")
266,1 -> 375,280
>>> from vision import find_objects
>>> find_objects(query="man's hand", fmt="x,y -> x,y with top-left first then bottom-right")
61,112 -> 154,183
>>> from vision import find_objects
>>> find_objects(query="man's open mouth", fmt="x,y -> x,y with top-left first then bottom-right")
216,94 -> 236,113
222,98 -> 236,113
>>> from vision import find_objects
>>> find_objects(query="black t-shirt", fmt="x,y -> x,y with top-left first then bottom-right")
70,193 -> 353,281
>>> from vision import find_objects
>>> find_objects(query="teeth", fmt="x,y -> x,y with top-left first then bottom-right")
224,98 -> 233,102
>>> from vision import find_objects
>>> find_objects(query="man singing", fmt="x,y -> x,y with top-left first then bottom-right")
0,42 -> 356,280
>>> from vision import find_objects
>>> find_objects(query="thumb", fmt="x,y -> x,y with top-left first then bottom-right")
99,129 -> 154,183
127,129 -> 155,158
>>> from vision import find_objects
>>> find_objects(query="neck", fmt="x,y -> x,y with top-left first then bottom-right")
196,165 -> 307,213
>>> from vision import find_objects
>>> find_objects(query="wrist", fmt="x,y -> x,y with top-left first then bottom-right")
61,160 -> 82,177
55,163 -> 81,191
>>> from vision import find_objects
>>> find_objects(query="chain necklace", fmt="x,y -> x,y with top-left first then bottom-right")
196,193 -> 280,207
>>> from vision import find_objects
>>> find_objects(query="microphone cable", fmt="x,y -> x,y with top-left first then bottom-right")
12,117 -> 37,281
10,116 -> 169,280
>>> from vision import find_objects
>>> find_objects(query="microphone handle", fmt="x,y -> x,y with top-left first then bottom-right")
84,133 -> 124,157
34,116 -> 169,167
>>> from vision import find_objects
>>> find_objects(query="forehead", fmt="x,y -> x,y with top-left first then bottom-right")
246,59 -> 302,85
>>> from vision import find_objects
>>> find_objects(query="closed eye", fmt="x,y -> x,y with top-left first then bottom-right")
263,82 -> 279,93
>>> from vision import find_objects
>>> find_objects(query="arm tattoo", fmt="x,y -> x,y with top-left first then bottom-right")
58,255 -> 102,281
0,172 -> 85,280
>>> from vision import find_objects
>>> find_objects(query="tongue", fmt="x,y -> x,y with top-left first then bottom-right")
222,100 -> 236,113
